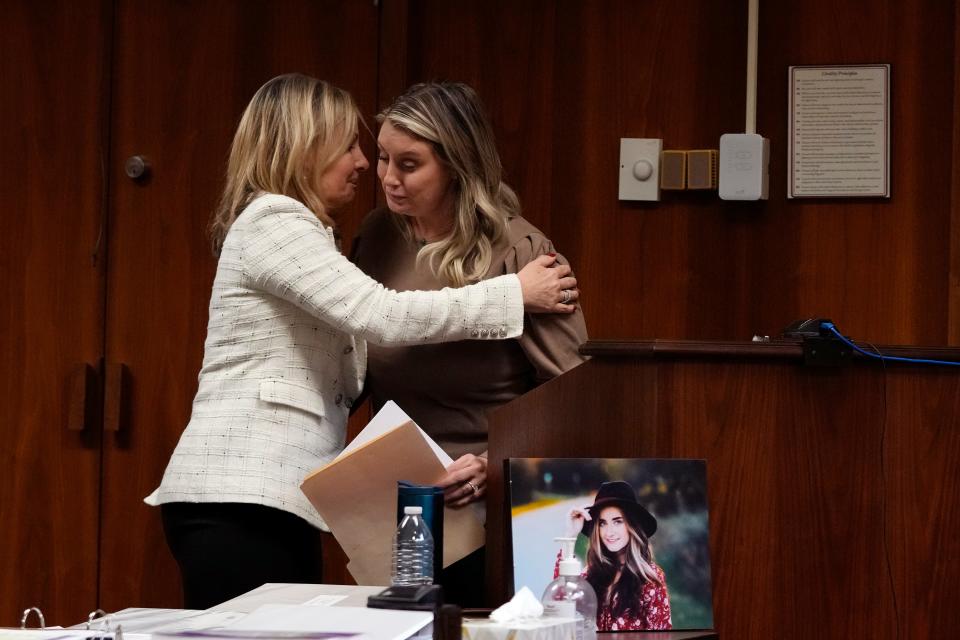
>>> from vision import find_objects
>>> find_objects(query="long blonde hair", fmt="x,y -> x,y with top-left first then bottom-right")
210,73 -> 360,255
377,82 -> 519,286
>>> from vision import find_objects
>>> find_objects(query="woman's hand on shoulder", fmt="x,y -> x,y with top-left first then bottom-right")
437,454 -> 487,508
567,507 -> 591,538
517,254 -> 579,314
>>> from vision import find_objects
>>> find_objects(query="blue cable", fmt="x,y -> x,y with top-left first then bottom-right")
820,321 -> 960,367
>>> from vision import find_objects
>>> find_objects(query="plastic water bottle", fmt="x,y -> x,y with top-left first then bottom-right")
391,505 -> 434,585
541,538 -> 598,640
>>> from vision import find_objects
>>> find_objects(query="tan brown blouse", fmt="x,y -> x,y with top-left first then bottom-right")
351,208 -> 588,460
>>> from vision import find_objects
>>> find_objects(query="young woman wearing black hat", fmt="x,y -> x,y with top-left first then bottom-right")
564,480 -> 672,630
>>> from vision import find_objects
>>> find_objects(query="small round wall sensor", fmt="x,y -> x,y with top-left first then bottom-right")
633,159 -> 653,181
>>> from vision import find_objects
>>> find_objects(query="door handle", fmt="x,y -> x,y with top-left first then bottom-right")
104,362 -> 130,432
124,155 -> 150,181
67,363 -> 98,432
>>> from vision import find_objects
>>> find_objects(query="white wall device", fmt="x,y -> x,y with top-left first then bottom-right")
619,138 -> 662,202
718,0 -> 769,201
719,133 -> 769,200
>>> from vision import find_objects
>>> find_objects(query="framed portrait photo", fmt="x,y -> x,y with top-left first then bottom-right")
508,458 -> 714,631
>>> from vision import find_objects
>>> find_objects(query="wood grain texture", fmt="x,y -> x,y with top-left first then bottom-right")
97,0 -> 379,609
882,368 -> 960,637
758,1 -> 954,347
382,0 -> 959,346
0,0 -> 110,626
487,347 -> 960,639
951,0 -> 960,345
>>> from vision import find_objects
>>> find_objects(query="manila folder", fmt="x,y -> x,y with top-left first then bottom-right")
300,420 -> 483,584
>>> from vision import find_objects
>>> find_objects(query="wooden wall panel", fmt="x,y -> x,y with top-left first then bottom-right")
487,348 -> 960,638
383,0 -> 958,346
98,0 -> 380,609
0,0 -> 110,626
758,1 -> 955,346
949,0 -> 960,344
883,369 -> 960,637
384,0 -> 745,340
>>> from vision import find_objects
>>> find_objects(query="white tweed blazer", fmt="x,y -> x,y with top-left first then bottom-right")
146,193 -> 523,529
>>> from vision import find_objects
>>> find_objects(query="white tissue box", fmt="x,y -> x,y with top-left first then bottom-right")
462,617 -> 576,640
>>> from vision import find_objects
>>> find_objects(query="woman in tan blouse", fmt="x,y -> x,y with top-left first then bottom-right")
352,82 -> 588,604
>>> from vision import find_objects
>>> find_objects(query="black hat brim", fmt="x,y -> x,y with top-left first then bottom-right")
582,498 -> 657,538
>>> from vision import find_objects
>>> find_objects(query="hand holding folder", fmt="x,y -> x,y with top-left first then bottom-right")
300,402 -> 484,585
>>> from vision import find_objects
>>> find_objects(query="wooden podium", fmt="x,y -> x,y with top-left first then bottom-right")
485,340 -> 960,639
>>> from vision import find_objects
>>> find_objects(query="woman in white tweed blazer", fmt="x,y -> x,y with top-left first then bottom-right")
145,74 -> 578,609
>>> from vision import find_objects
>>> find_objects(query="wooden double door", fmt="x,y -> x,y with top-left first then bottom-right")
0,1 -> 379,626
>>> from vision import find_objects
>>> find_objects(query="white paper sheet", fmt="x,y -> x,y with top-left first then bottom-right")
207,584 -> 384,614
221,604 -> 432,640
0,632 -> 150,640
337,401 -> 453,467
302,595 -> 348,607
65,608 -> 245,634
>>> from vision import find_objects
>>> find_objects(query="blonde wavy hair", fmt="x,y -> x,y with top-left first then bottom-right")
377,82 -> 519,286
210,73 -> 360,255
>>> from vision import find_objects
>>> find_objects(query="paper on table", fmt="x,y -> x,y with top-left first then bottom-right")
158,632 -> 354,639
0,633 -> 148,640
219,604 -> 431,640
206,583 -> 384,614
301,595 -> 348,607
0,634 -> 87,640
65,608 -> 245,634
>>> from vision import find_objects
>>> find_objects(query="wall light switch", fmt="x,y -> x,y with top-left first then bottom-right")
619,138 -> 662,201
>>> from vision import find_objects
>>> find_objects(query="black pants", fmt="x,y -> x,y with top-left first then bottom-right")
161,502 -> 323,610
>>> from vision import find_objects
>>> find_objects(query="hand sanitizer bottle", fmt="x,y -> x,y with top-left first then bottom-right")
541,537 -> 597,640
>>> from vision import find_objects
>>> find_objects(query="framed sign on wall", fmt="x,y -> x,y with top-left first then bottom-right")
788,64 -> 891,198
